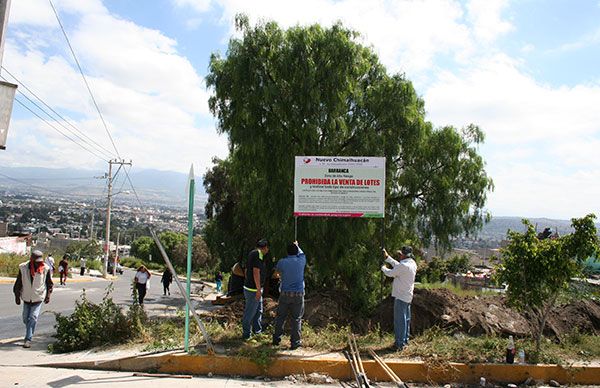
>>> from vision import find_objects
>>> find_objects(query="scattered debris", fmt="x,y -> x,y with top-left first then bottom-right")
284,373 -> 335,384
368,348 -> 408,388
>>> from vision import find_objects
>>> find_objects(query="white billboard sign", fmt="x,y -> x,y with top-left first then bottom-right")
294,156 -> 385,218
0,80 -> 17,150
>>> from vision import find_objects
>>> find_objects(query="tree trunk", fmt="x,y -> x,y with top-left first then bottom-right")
534,293 -> 559,358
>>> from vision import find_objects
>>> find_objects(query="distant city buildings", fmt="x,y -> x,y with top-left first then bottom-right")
0,192 -> 206,256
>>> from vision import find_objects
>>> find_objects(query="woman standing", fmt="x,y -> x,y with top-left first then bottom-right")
134,265 -> 151,305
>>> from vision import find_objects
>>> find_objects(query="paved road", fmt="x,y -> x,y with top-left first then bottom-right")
0,268 -> 206,340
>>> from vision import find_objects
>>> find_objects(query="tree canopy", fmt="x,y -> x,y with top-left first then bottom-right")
204,17 -> 493,311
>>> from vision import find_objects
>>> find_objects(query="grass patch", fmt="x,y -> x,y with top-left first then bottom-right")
137,315 -> 600,366
400,327 -> 600,364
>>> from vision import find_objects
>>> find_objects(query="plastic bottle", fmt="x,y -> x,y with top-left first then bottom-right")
505,335 -> 515,364
518,349 -> 525,364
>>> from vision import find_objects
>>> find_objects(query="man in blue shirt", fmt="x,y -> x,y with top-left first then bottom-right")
272,241 -> 306,350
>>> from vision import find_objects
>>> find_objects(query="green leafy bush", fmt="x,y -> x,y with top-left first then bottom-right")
0,253 -> 27,277
446,254 -> 472,274
49,285 -> 146,353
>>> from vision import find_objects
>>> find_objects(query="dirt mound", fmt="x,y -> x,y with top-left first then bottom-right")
206,288 -> 600,339
544,299 -> 600,337
204,291 -> 358,329
371,289 -> 529,336
372,289 -> 600,338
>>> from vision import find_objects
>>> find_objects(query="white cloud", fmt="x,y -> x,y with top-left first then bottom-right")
520,43 -> 534,53
171,0 -> 212,13
425,54 -> 600,143
552,26 -> 600,53
3,0 -> 226,175
488,162 -> 600,219
203,0 -> 475,76
466,0 -> 513,44
8,0 -> 106,27
425,54 -> 600,219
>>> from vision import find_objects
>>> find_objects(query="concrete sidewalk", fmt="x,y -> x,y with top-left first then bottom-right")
0,332 -> 147,367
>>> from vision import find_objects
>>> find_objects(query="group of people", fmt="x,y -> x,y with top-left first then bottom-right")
13,241 -> 416,351
240,239 -> 417,352
241,239 -> 307,350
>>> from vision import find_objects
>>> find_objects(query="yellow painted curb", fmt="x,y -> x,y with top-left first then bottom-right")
43,353 -> 600,385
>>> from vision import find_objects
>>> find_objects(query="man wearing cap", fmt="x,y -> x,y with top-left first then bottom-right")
13,250 -> 53,348
272,240 -> 306,350
381,246 -> 417,350
242,239 -> 269,340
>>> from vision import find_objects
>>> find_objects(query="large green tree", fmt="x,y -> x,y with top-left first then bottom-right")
204,17 -> 493,311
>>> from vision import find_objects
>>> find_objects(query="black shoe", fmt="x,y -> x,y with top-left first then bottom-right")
272,339 -> 280,346
290,343 -> 301,350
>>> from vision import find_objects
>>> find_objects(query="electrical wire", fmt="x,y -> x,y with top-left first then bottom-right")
48,0 -> 121,159
7,84 -> 114,161
13,97 -> 110,162
0,172 -> 105,198
1,66 -> 117,160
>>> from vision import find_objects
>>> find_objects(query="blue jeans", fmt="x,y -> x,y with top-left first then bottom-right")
216,280 -> 222,293
22,301 -> 43,342
242,289 -> 263,339
273,292 -> 304,347
394,298 -> 411,349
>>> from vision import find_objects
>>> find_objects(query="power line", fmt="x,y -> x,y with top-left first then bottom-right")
0,171 -> 105,198
1,66 -> 117,159
13,97 -> 110,162
6,80 -> 115,161
48,0 -> 121,159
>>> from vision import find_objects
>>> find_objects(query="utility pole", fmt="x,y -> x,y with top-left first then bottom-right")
90,209 -> 94,239
0,0 -> 17,151
113,229 -> 120,275
103,159 -> 131,277
0,0 -> 11,68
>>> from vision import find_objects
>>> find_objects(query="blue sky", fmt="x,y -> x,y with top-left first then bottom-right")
1,0 -> 600,220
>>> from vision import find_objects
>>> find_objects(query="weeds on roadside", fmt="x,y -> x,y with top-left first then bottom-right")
0,253 -> 26,277
49,284 -> 148,353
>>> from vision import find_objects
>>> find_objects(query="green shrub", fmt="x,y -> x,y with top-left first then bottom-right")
0,253 -> 27,277
446,254 -> 472,273
417,257 -> 448,283
120,256 -> 143,269
49,284 -> 146,353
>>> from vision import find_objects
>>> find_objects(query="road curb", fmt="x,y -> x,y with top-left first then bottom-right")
39,353 -> 600,384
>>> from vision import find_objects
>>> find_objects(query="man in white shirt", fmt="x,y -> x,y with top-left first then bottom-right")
381,246 -> 417,350
45,253 -> 55,276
